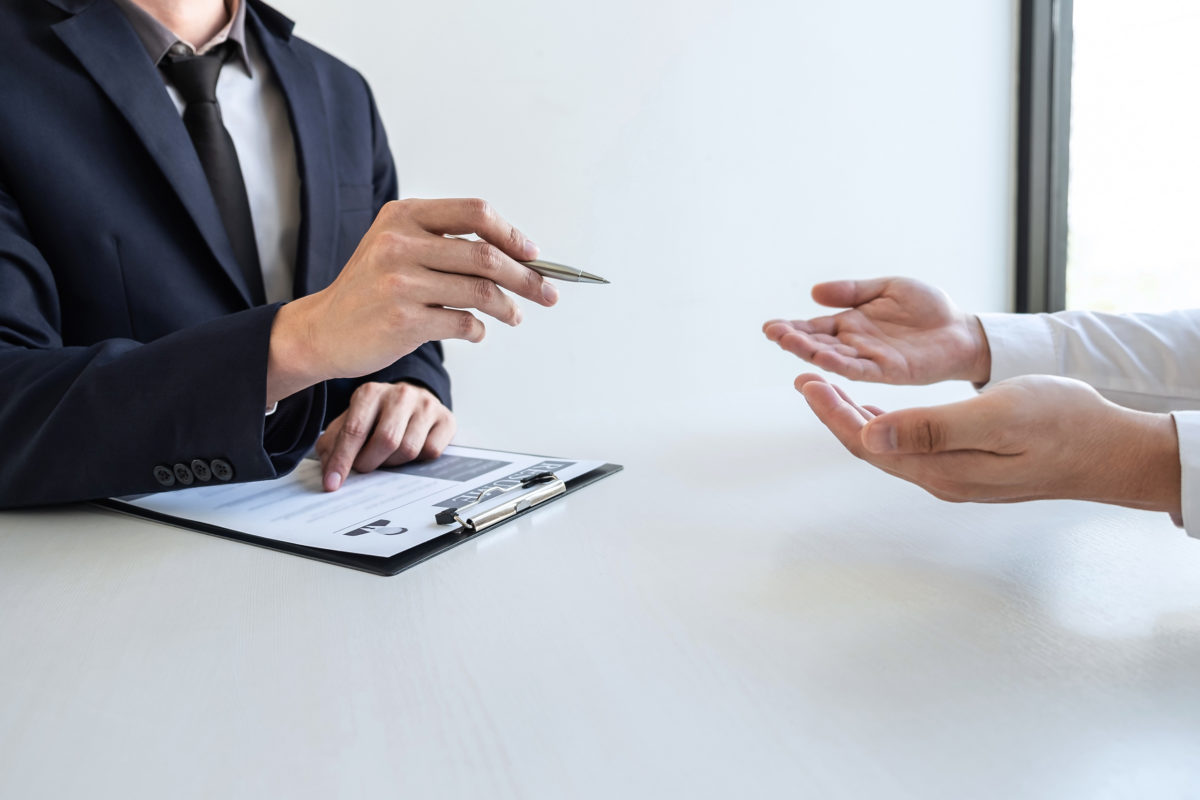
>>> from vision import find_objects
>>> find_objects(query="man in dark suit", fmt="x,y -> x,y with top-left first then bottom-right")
0,0 -> 559,507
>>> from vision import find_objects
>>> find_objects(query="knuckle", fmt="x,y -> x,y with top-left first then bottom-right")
384,272 -> 412,297
472,277 -> 499,306
378,428 -> 403,451
395,441 -> 421,462
525,269 -> 544,295
356,381 -> 386,400
379,200 -> 402,222
473,241 -> 502,274
377,230 -> 413,259
505,223 -> 524,251
464,198 -> 493,226
342,418 -> 372,441
910,419 -> 942,453
380,199 -> 414,227
458,312 -> 481,340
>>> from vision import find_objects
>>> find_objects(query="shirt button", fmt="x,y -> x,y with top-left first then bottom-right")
153,465 -> 176,488
191,459 -> 212,481
168,42 -> 189,57
210,459 -> 234,481
173,463 -> 195,486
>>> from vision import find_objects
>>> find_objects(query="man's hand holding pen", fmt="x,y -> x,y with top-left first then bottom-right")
262,197 -> 554,489
262,197 -> 608,491
267,197 -> 559,407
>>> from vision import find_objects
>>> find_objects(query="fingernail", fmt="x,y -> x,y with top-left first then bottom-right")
512,307 -> 523,326
325,471 -> 341,491
541,281 -> 558,304
864,423 -> 896,453
524,239 -> 539,258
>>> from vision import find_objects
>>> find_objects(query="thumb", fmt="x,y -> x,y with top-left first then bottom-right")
811,277 -> 892,309
861,400 -> 991,455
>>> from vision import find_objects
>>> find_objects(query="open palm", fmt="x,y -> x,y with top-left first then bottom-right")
763,277 -> 990,385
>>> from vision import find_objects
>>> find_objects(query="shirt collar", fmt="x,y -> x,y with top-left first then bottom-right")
113,0 -> 253,77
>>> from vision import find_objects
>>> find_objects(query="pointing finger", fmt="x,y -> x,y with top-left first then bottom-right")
323,386 -> 386,490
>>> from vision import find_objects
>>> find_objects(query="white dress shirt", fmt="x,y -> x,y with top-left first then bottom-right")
115,0 -> 301,305
978,310 -> 1200,536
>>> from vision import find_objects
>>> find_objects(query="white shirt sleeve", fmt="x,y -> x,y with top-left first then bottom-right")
977,310 -> 1200,537
1173,411 -> 1200,535
977,309 -> 1200,412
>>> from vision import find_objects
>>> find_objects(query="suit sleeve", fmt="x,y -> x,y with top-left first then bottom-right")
324,77 -> 451,422
0,175 -> 324,508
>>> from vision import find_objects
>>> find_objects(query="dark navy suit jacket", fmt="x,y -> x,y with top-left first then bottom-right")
0,0 -> 451,507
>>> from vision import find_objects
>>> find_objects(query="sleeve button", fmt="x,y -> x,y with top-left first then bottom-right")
153,465 -> 176,487
172,463 -> 194,485
210,459 -> 234,481
190,459 -> 212,481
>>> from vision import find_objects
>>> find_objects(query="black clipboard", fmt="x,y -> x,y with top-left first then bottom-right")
95,462 -> 622,576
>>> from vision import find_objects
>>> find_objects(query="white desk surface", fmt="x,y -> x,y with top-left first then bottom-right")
3,384 -> 1200,800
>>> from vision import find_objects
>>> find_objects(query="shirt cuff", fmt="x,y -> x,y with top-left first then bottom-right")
976,313 -> 1057,386
1170,410 -> 1200,536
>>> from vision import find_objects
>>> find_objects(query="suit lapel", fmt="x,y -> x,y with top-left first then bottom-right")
247,2 -> 337,299
51,0 -> 257,307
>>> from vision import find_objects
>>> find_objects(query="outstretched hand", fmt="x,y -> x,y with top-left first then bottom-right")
795,373 -> 1181,515
764,277 -> 991,385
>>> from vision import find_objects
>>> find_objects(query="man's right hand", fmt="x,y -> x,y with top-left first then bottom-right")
266,198 -> 558,405
762,277 -> 992,386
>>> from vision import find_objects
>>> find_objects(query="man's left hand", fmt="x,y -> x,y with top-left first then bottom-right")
315,382 -> 455,491
795,373 -> 1182,515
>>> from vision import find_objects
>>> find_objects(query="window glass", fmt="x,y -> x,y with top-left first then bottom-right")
1066,0 -> 1200,312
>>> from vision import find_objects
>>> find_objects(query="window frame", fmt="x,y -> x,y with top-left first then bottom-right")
1014,0 -> 1073,313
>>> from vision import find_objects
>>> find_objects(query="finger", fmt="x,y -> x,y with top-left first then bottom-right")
861,396 -> 1006,456
794,372 -> 828,391
811,278 -> 892,309
423,236 -> 556,307
323,387 -> 386,491
351,389 -> 422,474
380,405 -> 439,467
407,306 -> 488,344
829,382 -> 876,421
406,198 -> 539,261
763,316 -> 839,343
799,379 -> 870,455
417,414 -> 457,460
863,405 -> 886,416
809,348 -> 883,382
407,269 -> 523,326
774,326 -> 851,355
315,416 -> 342,469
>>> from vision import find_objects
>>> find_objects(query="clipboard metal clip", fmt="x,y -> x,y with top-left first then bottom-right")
434,472 -> 566,532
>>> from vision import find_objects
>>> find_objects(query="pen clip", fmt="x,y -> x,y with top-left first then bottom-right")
434,472 -> 562,529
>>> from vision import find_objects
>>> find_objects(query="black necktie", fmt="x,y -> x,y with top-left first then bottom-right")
162,44 -> 266,306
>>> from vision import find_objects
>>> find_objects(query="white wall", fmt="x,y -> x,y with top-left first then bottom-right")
275,0 -> 1016,453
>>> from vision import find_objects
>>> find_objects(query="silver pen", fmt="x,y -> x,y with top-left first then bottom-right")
521,258 -> 609,284
449,236 -> 610,284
